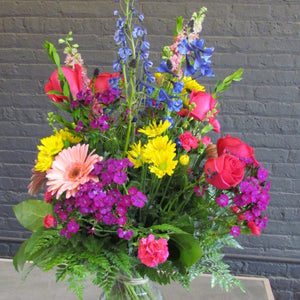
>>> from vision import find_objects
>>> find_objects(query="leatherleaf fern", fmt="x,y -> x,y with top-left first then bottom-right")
14,229 -> 134,300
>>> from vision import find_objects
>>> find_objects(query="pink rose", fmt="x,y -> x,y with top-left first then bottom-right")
217,135 -> 258,164
138,234 -> 169,267
180,131 -> 199,151
94,72 -> 120,92
43,214 -> 56,229
45,64 -> 83,102
178,91 -> 218,121
204,153 -> 245,189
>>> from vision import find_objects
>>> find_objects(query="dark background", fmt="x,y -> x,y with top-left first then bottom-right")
0,0 -> 299,299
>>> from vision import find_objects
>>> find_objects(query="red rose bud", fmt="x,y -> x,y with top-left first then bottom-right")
237,214 -> 245,221
217,135 -> 258,165
248,221 -> 261,236
231,205 -> 240,213
44,188 -> 53,203
204,153 -> 245,189
94,72 -> 120,92
45,64 -> 83,102
209,118 -> 220,133
44,214 -> 56,229
178,91 -> 218,121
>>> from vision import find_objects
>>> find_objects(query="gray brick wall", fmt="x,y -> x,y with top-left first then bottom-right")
0,0 -> 299,299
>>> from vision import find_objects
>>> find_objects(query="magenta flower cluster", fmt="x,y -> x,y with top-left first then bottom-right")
54,158 -> 147,239
233,167 -> 270,229
73,88 -> 121,133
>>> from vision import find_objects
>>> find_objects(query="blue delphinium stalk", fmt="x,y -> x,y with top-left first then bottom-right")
113,0 -> 155,155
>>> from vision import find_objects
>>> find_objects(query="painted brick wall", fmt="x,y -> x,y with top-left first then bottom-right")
0,0 -> 299,299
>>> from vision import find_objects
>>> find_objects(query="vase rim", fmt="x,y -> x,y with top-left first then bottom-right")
117,274 -> 149,286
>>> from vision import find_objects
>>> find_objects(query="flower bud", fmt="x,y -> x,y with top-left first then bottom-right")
179,154 -> 190,166
206,143 -> 218,159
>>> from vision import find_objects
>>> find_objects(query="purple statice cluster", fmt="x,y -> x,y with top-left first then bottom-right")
233,166 -> 270,229
54,158 -> 147,240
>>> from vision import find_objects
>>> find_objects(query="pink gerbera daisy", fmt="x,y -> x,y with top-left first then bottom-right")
46,144 -> 102,199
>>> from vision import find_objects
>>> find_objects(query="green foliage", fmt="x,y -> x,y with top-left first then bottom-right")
214,69 -> 244,97
13,200 -> 53,231
174,16 -> 184,37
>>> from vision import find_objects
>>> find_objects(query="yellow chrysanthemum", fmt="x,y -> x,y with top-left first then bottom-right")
181,76 -> 205,94
56,129 -> 82,144
127,141 -> 144,168
35,135 -> 64,172
143,136 -> 178,178
138,120 -> 171,138
35,151 -> 56,172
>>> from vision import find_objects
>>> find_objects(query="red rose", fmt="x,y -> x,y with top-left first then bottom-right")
204,153 -> 245,189
138,234 -> 169,267
217,135 -> 258,164
45,64 -> 83,102
94,72 -> 120,92
43,214 -> 56,229
178,90 -> 218,121
180,131 -> 199,151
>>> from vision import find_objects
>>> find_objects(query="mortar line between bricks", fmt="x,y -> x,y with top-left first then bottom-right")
224,253 -> 300,264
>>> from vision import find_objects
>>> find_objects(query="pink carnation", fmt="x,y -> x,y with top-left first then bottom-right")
138,234 -> 169,267
180,131 -> 199,152
201,136 -> 211,146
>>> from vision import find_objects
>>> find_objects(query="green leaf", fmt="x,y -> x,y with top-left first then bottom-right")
200,124 -> 213,135
46,89 -> 64,96
13,240 -> 29,272
172,214 -> 194,234
214,69 -> 244,96
174,16 -> 184,37
149,224 -> 187,234
13,200 -> 53,231
52,101 -> 71,113
169,233 -> 202,270
53,52 -> 60,66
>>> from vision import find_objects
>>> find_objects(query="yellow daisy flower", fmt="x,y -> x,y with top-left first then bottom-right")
35,151 -> 55,172
143,136 -> 178,178
35,134 -> 64,172
56,128 -> 82,144
182,76 -> 205,94
127,141 -> 144,168
138,120 -> 171,138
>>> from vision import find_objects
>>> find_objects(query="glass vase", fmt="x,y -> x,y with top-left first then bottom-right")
98,273 -> 164,300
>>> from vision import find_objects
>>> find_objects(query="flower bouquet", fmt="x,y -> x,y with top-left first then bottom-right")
13,0 -> 270,299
